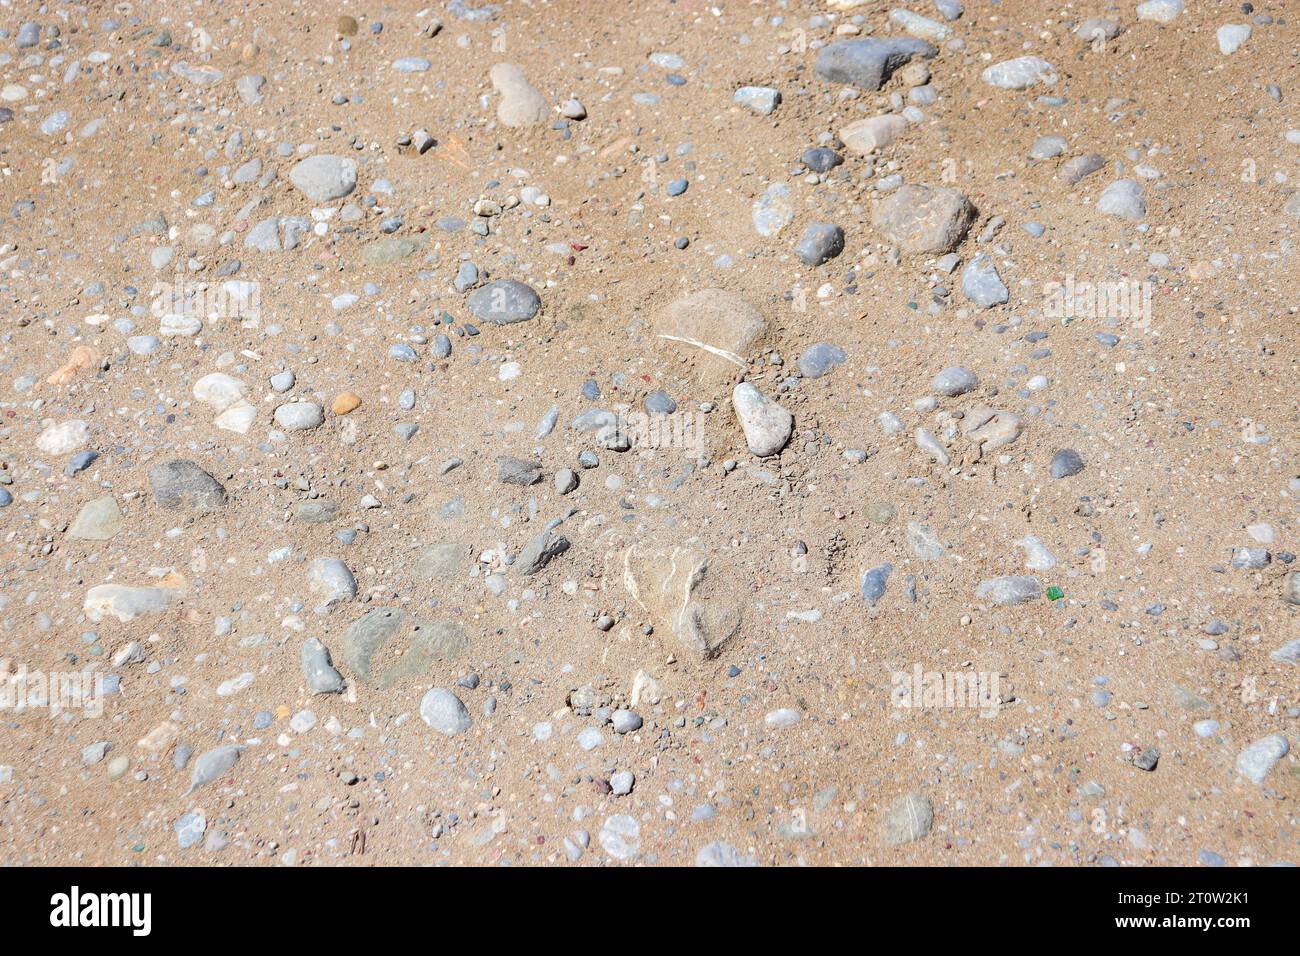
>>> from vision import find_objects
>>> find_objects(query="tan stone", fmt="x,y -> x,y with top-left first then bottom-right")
332,391 -> 361,415
651,289 -> 767,393
622,543 -> 741,658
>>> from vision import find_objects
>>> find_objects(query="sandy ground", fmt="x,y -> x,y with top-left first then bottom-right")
0,0 -> 1296,866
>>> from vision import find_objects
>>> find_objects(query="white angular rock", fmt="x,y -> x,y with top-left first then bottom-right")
84,584 -> 179,623
37,419 -> 90,455
981,57 -> 1058,90
419,688 -> 472,735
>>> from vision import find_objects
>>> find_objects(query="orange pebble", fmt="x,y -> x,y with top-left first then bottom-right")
332,392 -> 361,415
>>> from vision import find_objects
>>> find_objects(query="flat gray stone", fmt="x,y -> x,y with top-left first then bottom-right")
420,688 -> 471,735
289,155 -> 357,202
815,37 -> 938,91
466,279 -> 541,324
149,460 -> 226,511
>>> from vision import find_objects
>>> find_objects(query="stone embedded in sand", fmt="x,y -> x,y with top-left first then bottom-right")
331,392 -> 361,415
37,419 -> 90,455
814,37 -> 937,91
1236,734 -> 1288,785
47,345 -> 98,386
961,254 -> 1009,308
1097,178 -> 1146,220
963,407 -> 1023,459
420,688 -> 472,736
932,366 -> 978,396
734,86 -> 780,115
301,637 -> 346,694
622,543 -> 742,658
732,382 -> 793,456
652,289 -> 768,391
872,184 -> 975,254
67,495 -> 123,541
490,63 -> 547,128
288,154 -> 357,202
752,183 -> 795,237
171,61 -> 224,86
1058,153 -> 1106,185
414,542 -> 464,581
1137,0 -> 1183,23
84,584 -> 179,623
840,114 -> 908,155
149,460 -> 226,511
236,74 -> 265,105
307,558 -> 357,607
861,563 -> 892,606
274,402 -> 325,431
882,792 -> 933,845
466,279 -> 541,324
888,9 -> 951,42
1286,572 -> 1300,606
794,222 -> 845,266
1075,17 -> 1122,43
981,56 -> 1058,90
193,372 -> 255,434
340,608 -> 469,688
516,530 -> 570,575
975,576 -> 1042,605
189,744 -> 241,792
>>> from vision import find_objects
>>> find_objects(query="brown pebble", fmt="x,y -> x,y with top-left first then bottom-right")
332,392 -> 361,415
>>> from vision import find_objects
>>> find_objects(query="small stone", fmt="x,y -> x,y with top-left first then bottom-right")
794,222 -> 845,266
931,366 -> 978,397
814,37 -> 938,92
274,402 -> 325,431
331,392 -> 361,415
149,460 -> 226,511
1235,735 -> 1288,785
882,793 -> 933,845
1050,448 -> 1085,479
734,86 -> 780,115
288,155 -> 357,202
67,496 -> 124,541
981,57 -> 1058,90
732,382 -> 793,456
300,637 -> 346,694
419,688 -> 472,735
1097,179 -> 1146,220
797,343 -> 846,379
975,576 -> 1043,605
466,279 -> 541,325
961,254 -> 1009,308
872,185 -> 975,254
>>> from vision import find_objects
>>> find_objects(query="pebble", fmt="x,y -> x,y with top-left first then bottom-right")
288,155 -> 357,202
931,366 -> 977,397
981,57 -> 1058,90
1235,735 -> 1289,785
732,383 -> 793,456
815,38 -> 937,92
274,402 -> 325,431
794,222 -> 845,266
1096,179 -> 1146,220
466,279 -> 541,324
734,86 -> 780,115
419,688 -> 472,736
1050,449 -> 1085,479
